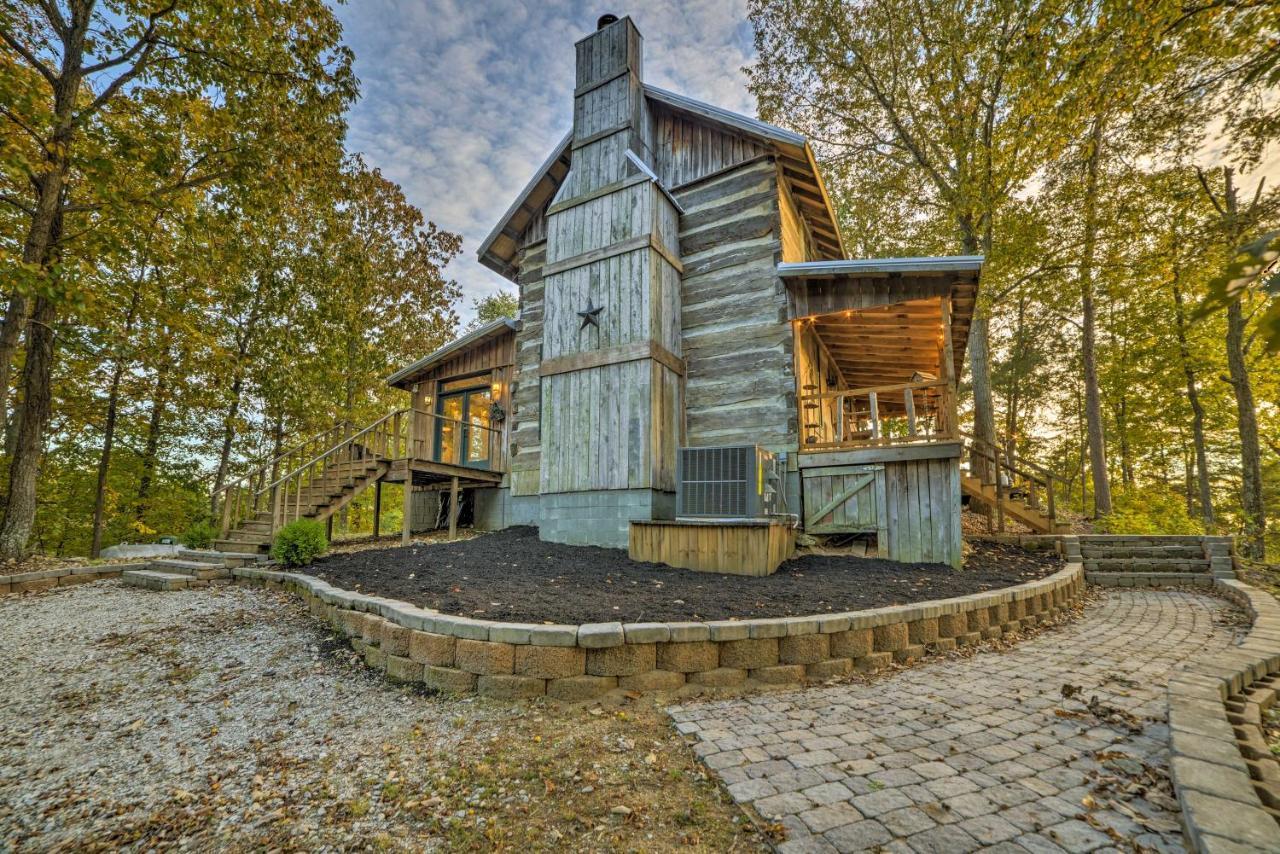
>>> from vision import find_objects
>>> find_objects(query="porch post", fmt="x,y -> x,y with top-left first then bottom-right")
940,295 -> 957,436
373,480 -> 382,539
449,476 -> 460,539
401,478 -> 412,546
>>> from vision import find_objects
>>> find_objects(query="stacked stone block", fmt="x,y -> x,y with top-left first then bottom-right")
229,560 -> 1085,703
1080,534 -> 1235,587
1166,577 -> 1280,852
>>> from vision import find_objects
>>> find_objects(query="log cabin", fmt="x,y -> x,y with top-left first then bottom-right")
216,14 -> 1028,569
390,12 -> 982,567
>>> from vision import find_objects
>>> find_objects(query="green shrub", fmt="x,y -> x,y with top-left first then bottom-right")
1096,486 -> 1204,536
182,519 -> 219,550
272,518 -> 328,567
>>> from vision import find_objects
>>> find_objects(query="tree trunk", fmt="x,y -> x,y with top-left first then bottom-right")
1078,113 -> 1112,517
1219,168 -> 1266,559
135,363 -> 171,521
89,364 -> 124,558
211,372 -> 246,518
0,292 -> 31,440
1171,276 -> 1214,527
1226,297 -> 1264,558
0,296 -> 57,559
90,284 -> 143,557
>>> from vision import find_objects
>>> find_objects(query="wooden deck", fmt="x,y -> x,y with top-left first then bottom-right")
629,519 -> 796,576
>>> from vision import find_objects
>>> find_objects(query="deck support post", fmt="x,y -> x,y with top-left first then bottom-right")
448,476 -> 459,539
373,480 -> 382,539
402,478 -> 412,546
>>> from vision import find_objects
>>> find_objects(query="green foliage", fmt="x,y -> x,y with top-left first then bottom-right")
468,290 -> 518,330
1197,229 -> 1280,353
1095,487 -> 1204,537
182,520 -> 219,551
272,519 -> 328,567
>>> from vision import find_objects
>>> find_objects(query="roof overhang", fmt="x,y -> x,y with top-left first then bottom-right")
477,133 -> 572,281
780,256 -> 983,383
477,89 -> 848,278
385,318 -> 518,390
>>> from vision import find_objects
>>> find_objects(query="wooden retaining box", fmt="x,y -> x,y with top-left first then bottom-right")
628,519 -> 796,576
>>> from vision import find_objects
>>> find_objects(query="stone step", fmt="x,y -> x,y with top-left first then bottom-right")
226,529 -> 272,544
177,549 -> 257,567
149,559 -> 230,580
1083,557 -> 1210,573
122,570 -> 193,591
1077,535 -> 1208,544
1079,545 -> 1205,559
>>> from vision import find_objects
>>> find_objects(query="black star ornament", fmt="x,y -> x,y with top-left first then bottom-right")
577,298 -> 604,330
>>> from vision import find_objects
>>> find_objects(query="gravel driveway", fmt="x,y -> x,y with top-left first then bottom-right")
0,581 -> 498,850
0,580 -> 760,851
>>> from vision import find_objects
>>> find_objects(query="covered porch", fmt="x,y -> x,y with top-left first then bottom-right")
783,256 -> 979,454
781,257 -> 981,566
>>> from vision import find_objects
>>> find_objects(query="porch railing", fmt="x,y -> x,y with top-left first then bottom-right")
215,420 -> 356,538
960,431 -> 1060,532
246,408 -> 503,535
799,379 -> 957,451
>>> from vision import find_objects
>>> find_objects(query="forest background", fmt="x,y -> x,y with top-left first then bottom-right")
1,0 -> 1277,562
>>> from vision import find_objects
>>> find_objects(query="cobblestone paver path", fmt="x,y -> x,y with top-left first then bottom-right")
670,591 -> 1242,854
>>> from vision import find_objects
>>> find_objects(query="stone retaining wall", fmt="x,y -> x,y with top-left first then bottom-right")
1166,576 -> 1280,852
230,562 -> 1085,702
0,562 -> 142,593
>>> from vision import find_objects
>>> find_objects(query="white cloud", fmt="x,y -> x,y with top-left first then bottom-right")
333,0 -> 759,321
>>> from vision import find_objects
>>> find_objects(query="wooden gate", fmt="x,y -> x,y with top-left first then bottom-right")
801,464 -> 886,539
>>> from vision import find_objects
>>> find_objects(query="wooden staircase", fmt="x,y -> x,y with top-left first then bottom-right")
214,413 -> 412,556
212,408 -> 504,555
215,457 -> 390,554
960,432 -> 1069,535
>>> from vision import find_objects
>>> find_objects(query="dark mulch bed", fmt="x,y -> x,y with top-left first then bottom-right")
309,527 -> 1062,624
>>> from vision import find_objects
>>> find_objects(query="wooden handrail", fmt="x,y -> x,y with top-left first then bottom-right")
263,409 -> 408,495
798,378 -> 948,402
958,430 -> 1060,532
214,419 -> 360,538
800,379 -> 955,452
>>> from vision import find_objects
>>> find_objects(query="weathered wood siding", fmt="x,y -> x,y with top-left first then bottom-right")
882,456 -> 961,567
406,332 -> 516,474
778,170 -> 818,263
650,105 -> 769,189
536,17 -> 683,497
675,157 -> 795,449
800,454 -> 961,566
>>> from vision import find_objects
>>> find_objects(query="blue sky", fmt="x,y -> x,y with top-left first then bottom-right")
332,1 -> 755,322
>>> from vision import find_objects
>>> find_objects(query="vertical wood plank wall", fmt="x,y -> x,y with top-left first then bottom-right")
406,332 -> 515,472
800,456 -> 960,566
881,456 -> 962,567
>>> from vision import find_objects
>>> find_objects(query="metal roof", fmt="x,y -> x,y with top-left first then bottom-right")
385,318 -> 518,389
475,132 -> 572,276
778,256 -> 985,278
641,85 -> 808,148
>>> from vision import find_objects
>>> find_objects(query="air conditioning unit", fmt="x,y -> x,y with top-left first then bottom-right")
676,445 -> 785,519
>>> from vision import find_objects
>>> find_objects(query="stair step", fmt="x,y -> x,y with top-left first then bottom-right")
177,549 -> 257,566
1080,545 -> 1204,559
214,539 -> 268,555
149,559 -> 230,580
122,570 -> 193,591
1083,558 -> 1210,572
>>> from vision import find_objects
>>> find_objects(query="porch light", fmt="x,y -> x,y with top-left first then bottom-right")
491,380 -> 502,397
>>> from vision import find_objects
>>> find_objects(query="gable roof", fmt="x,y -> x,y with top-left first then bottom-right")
477,88 -> 845,279
386,318 -> 518,390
